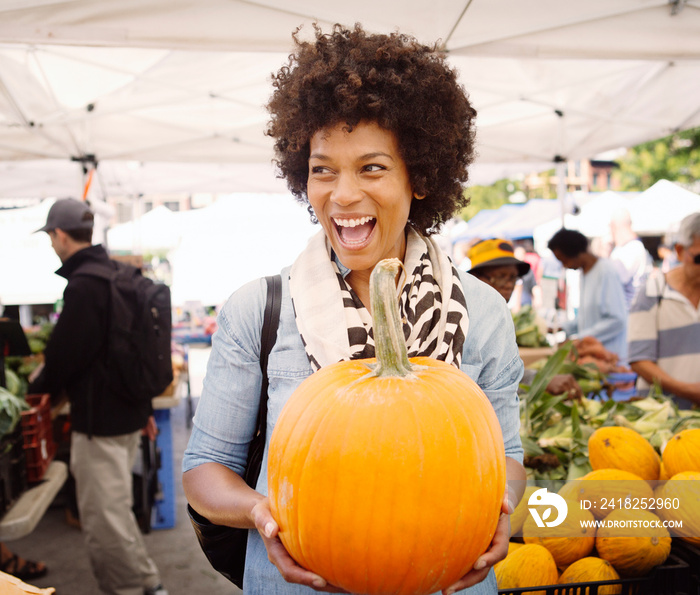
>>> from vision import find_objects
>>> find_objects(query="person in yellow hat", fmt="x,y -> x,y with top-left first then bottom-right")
467,239 -> 531,303
468,238 -> 582,398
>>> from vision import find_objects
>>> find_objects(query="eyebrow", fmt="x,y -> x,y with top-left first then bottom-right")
309,151 -> 395,161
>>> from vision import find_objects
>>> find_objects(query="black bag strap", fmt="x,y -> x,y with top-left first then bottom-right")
242,274 -> 282,487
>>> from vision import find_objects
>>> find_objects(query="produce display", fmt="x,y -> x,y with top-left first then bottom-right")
520,341 -> 700,481
497,339 -> 700,593
3,323 -> 54,397
0,386 -> 28,438
512,305 -> 549,348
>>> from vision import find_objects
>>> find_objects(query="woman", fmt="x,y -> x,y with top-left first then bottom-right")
183,24 -> 526,595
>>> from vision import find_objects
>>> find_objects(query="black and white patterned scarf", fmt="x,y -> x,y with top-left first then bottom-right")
289,229 -> 469,371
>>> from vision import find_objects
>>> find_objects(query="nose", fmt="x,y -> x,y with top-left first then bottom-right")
330,172 -> 363,207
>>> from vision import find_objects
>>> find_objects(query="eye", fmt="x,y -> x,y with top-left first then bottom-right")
363,164 -> 387,173
310,165 -> 328,174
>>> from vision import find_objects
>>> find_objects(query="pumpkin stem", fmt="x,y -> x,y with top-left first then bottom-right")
370,258 -> 414,377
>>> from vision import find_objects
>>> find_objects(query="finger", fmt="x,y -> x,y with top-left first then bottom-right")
265,537 -> 348,592
250,501 -> 278,538
442,566 -> 491,594
502,488 -> 516,515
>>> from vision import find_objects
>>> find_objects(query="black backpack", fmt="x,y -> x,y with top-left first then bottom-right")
77,260 -> 173,402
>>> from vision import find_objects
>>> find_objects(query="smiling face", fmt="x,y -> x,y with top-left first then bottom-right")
307,120 -> 416,295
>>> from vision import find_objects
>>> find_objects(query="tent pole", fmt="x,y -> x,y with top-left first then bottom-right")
556,160 -> 567,226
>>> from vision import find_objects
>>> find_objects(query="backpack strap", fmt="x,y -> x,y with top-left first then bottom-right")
242,274 -> 282,487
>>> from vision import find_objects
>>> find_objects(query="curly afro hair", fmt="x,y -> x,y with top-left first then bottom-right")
265,23 -> 477,235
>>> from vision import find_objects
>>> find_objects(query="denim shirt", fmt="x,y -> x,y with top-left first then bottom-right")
184,266 -> 524,595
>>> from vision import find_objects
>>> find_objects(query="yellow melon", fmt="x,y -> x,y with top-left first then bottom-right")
588,426 -> 660,480
572,469 -> 654,520
558,557 -> 621,595
662,429 -> 700,476
656,470 -> 700,546
495,543 -> 558,595
595,509 -> 671,576
522,500 -> 595,568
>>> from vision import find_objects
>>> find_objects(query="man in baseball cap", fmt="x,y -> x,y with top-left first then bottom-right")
35,197 -> 94,234
30,197 -> 169,595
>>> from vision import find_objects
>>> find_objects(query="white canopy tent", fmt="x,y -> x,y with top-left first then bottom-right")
0,0 -> 699,198
1,192 -> 317,306
2,1 -> 700,309
532,181 -> 699,254
625,179 -> 700,235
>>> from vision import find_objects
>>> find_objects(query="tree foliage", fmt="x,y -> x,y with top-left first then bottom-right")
461,179 -> 521,221
615,127 -> 700,191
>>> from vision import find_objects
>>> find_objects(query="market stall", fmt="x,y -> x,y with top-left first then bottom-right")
499,340 -> 700,594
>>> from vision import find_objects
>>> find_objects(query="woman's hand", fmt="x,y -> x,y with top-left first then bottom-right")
441,490 -> 513,595
251,498 -> 349,593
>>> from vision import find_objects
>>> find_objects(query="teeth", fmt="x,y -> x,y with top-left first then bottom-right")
333,216 -> 375,228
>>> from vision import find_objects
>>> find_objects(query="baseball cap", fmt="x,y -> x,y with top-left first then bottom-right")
467,238 -> 530,276
35,198 -> 94,233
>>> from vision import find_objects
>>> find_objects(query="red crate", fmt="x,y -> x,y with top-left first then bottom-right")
0,425 -> 27,514
21,394 -> 56,483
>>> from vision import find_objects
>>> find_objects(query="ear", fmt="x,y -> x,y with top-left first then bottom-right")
674,243 -> 684,260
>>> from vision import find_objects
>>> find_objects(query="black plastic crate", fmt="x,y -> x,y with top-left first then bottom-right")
498,552 -> 691,595
672,541 -> 700,595
0,424 -> 27,514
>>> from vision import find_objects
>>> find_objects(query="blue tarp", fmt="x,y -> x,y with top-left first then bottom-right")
456,204 -> 525,241
490,199 -> 563,240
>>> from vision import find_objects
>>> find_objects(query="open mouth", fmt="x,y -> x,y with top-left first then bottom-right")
332,216 -> 376,247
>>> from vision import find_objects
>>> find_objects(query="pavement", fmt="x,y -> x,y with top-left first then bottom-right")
10,345 -> 242,595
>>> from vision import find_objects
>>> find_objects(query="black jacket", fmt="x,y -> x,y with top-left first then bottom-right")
28,245 -> 151,436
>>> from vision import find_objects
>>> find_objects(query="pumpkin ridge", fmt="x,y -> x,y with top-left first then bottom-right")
430,371 -> 504,578
415,380 -> 466,593
294,384 -> 339,576
388,395 -> 427,595
291,371 -> 361,576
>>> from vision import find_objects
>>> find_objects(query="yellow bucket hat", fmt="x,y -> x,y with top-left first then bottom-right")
467,238 -> 530,276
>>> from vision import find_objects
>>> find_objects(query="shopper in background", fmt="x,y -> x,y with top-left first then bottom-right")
467,238 -> 531,303
547,228 -> 628,363
512,245 -> 541,312
628,212 -> 700,409
183,23 -> 525,595
27,198 -> 167,595
467,238 -> 582,399
609,207 -> 653,308
0,540 -> 46,581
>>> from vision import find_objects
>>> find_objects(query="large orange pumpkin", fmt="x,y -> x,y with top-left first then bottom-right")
267,258 -> 506,595
588,426 -> 660,480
